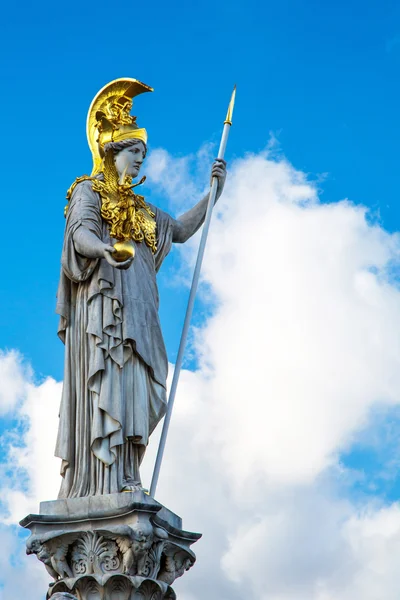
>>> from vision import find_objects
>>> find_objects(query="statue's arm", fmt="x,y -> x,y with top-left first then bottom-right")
172,159 -> 226,243
73,226 -> 110,258
73,226 -> 134,270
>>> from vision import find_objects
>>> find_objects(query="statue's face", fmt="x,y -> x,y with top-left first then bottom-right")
114,140 -> 146,179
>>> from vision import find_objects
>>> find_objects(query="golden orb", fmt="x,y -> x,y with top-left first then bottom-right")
113,240 -> 135,262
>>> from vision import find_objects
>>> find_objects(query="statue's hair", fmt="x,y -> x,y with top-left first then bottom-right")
104,138 -> 147,158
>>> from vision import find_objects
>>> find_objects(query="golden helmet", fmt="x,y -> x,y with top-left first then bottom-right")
87,77 -> 153,175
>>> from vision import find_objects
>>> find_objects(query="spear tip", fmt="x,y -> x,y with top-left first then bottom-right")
224,84 -> 237,126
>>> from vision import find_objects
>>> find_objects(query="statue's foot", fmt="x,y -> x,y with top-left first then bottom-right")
121,480 -> 147,493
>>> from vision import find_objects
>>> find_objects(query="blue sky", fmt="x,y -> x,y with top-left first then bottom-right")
2,1 -> 400,597
1,0 -> 400,379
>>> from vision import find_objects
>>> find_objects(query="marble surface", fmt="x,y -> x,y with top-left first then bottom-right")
20,492 -> 201,599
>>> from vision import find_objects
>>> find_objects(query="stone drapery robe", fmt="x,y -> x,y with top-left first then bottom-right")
55,179 -> 174,498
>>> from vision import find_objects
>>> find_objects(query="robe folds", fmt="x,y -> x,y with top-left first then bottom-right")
55,179 -> 174,498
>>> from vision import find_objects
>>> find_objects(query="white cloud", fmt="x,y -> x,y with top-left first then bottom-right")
0,359 -> 61,596
341,504 -> 400,600
220,494 -> 400,600
148,147 -> 400,492
201,157 -> 400,491
0,349 -> 32,415
2,377 -> 62,521
146,143 -> 214,213
145,146 -> 400,598
2,145 -> 400,599
0,525 -> 48,600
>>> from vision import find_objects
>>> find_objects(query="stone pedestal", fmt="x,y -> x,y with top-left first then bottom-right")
20,492 -> 201,600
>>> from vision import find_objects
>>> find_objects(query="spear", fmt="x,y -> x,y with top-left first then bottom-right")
150,86 -> 236,498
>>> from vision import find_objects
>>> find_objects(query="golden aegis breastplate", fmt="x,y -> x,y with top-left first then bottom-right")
65,174 -> 157,254
94,178 -> 157,254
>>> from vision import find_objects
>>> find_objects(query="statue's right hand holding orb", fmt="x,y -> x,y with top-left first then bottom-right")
103,245 -> 134,270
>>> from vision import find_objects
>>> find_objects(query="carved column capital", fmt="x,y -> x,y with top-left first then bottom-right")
21,492 -> 201,600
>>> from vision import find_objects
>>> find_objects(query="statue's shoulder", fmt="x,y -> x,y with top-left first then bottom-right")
64,175 -> 100,217
66,175 -> 98,201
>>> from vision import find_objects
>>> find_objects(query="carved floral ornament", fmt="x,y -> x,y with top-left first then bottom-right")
27,523 -> 194,600
72,533 -> 120,576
